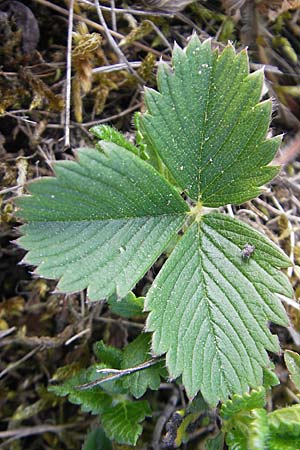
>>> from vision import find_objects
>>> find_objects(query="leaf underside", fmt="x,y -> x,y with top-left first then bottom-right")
17,37 -> 293,406
141,36 -> 280,205
17,143 -> 187,300
145,213 -> 292,404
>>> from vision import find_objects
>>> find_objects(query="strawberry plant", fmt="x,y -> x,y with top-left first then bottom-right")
15,36 -> 295,447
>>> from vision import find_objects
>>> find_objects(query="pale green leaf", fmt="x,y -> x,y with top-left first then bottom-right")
82,428 -> 112,450
146,213 -> 291,404
101,400 -> 151,445
121,333 -> 166,398
108,292 -> 144,318
248,408 -> 269,449
17,143 -> 188,300
268,405 -> 300,449
284,350 -> 300,391
268,404 -> 300,437
141,35 -> 280,205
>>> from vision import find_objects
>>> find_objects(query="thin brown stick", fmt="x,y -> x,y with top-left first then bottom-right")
75,357 -> 162,390
0,346 -> 42,379
94,0 -> 144,83
81,102 -> 142,127
0,423 -> 76,439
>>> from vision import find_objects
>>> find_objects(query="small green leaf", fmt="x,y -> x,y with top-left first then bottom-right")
108,292 -> 144,318
17,143 -> 188,300
101,400 -> 151,445
284,350 -> 300,391
121,333 -> 166,398
263,366 -> 279,389
90,125 -> 140,156
146,213 -> 291,404
221,387 -> 266,421
93,341 -> 123,368
82,427 -> 112,450
248,408 -> 269,449
141,36 -> 280,205
48,366 -> 112,414
268,404 -> 300,437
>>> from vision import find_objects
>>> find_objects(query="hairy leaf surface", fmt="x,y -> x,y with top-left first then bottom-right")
16,36 -> 293,407
101,400 -> 151,445
17,143 -> 187,300
221,387 -> 266,421
141,35 -> 280,205
146,213 -> 292,403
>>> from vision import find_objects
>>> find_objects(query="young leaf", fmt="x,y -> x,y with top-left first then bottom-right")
121,333 -> 166,398
284,350 -> 300,391
268,404 -> 300,437
90,125 -> 140,156
262,366 -> 280,389
108,292 -> 144,318
221,387 -> 266,421
48,366 -> 112,414
82,427 -> 112,450
140,35 -> 280,205
146,213 -> 292,404
16,142 -> 188,300
101,400 -> 151,445
248,408 -> 269,449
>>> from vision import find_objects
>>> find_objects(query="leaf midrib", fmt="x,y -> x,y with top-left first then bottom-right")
196,221 -> 231,396
25,210 -> 188,223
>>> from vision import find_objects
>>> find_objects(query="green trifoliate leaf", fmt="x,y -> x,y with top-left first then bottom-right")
284,350 -> 300,391
141,35 -> 280,205
48,366 -> 112,414
82,428 -> 112,450
108,292 -> 144,318
101,400 -> 151,445
17,143 -> 188,300
146,213 -> 292,404
121,333 -> 166,398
